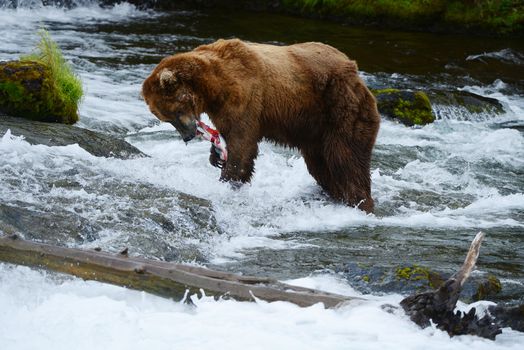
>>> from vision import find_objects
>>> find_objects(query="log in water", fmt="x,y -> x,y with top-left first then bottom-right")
0,234 -> 359,308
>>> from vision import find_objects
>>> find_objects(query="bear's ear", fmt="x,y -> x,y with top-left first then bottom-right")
158,69 -> 177,91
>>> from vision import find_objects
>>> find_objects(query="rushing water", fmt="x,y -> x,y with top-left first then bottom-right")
0,1 -> 523,349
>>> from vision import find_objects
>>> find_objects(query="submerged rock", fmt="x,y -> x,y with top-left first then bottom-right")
373,89 -> 435,126
373,88 -> 505,126
471,274 -> 502,301
343,262 -> 503,302
0,203 -> 102,244
0,114 -> 145,159
428,89 -> 505,120
343,263 -> 443,294
429,90 -> 504,113
0,60 -> 78,124
0,181 -> 221,263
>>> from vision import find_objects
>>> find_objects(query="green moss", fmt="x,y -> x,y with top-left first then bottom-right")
474,274 -> 502,301
0,81 -> 25,103
372,88 -> 400,95
0,29 -> 83,124
373,89 -> 434,126
395,265 -> 444,289
393,92 -> 434,126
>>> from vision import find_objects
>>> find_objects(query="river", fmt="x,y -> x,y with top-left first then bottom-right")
0,1 -> 523,349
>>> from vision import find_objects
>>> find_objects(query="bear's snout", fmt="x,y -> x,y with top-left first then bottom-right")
169,118 -> 197,143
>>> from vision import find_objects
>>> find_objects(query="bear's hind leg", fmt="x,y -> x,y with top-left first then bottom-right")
319,72 -> 379,212
324,135 -> 375,213
302,144 -> 373,211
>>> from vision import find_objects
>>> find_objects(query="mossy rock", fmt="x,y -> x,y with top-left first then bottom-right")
472,274 -> 502,301
0,60 -> 78,124
342,262 -> 446,294
395,265 -> 445,290
373,88 -> 435,126
342,263 -> 506,302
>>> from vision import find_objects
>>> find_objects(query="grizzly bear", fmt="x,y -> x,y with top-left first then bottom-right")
142,39 -> 380,213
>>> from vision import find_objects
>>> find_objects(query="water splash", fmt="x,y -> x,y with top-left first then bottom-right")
467,48 -> 524,65
0,0 -> 98,8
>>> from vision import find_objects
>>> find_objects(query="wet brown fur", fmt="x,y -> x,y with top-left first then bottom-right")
142,39 -> 380,212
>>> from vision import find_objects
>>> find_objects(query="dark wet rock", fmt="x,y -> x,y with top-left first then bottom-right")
69,181 -> 221,262
471,274 -> 502,301
493,120 -> 524,132
342,263 -> 444,295
373,89 -> 435,126
342,263 -> 504,303
0,114 -> 145,159
99,0 -> 276,11
428,89 -> 505,120
488,304 -> 524,332
0,203 -> 101,244
0,175 -> 221,263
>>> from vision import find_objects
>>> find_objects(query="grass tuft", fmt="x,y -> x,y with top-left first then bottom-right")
21,29 -> 83,119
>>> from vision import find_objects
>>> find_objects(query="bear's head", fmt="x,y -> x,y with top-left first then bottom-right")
142,58 -> 203,142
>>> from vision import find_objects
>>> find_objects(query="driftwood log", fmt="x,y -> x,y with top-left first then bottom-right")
0,232 -> 522,339
0,234 -> 359,308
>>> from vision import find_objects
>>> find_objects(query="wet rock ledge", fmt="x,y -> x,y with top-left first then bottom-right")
0,114 -> 145,159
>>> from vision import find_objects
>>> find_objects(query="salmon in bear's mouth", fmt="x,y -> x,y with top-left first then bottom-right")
196,120 -> 228,161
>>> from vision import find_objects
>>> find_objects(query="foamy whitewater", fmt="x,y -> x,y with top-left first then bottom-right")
0,2 -> 523,349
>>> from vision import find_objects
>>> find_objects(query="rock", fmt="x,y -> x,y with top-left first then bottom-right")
0,181 -> 221,263
427,89 -> 505,120
342,263 -> 445,295
0,60 -> 78,124
471,274 -> 502,301
373,89 -> 435,126
372,88 -> 505,126
0,114 -> 145,159
342,263 -> 504,302
489,304 -> 524,332
493,120 -> 524,132
0,203 -> 101,244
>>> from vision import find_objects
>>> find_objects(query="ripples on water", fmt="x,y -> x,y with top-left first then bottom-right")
0,2 -> 523,348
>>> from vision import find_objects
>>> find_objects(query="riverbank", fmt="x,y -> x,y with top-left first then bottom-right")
281,0 -> 524,36
111,0 -> 524,36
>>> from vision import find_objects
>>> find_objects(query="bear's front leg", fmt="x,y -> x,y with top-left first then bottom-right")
219,137 -> 258,184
